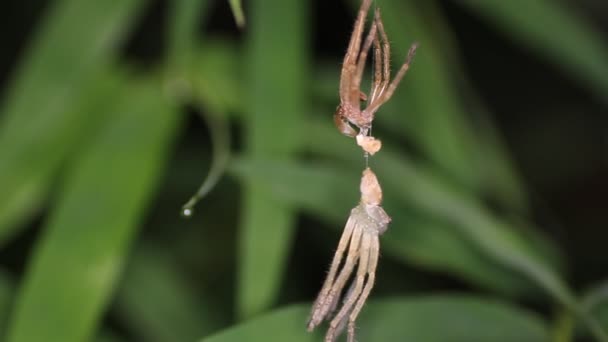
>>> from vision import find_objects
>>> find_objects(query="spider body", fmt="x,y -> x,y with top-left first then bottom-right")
334,0 -> 418,146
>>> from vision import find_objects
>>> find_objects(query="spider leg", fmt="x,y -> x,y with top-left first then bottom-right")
340,0 -> 373,104
315,223 -> 363,329
369,9 -> 391,106
329,281 -> 357,339
350,21 -> 377,107
368,25 -> 383,105
365,42 -> 418,115
326,233 -> 371,342
308,215 -> 357,330
347,235 -> 379,342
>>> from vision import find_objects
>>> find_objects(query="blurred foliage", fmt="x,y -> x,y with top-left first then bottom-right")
202,296 -> 550,342
0,0 -> 606,341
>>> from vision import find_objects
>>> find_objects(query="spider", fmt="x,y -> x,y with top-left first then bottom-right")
333,0 -> 418,153
308,168 -> 390,342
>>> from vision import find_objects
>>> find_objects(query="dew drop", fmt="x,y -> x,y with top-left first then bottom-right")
181,207 -> 193,218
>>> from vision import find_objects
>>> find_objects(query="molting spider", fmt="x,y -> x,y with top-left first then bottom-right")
307,1 -> 418,341
334,0 -> 418,153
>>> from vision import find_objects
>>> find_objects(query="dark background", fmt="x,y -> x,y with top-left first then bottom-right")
0,0 -> 607,341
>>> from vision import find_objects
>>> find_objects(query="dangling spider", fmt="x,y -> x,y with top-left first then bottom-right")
334,0 -> 418,153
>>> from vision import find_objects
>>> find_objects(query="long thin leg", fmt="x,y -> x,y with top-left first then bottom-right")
347,235 -> 379,342
345,0 -> 373,63
364,42 -> 418,115
326,233 -> 371,342
340,0 -> 373,104
350,21 -> 377,105
369,30 -> 383,104
322,225 -> 363,320
329,281 -> 357,340
370,9 -> 391,105
308,216 -> 357,330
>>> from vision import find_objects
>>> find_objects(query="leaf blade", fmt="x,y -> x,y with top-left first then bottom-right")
236,0 -> 309,318
202,296 -> 549,342
0,0 -> 147,246
6,76 -> 180,342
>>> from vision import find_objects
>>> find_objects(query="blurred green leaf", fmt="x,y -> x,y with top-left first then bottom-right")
114,242 -> 220,342
202,305 -> 318,342
228,0 -> 246,28
167,0 -> 211,73
237,0 -> 309,318
6,75 -> 180,342
0,0 -> 147,246
230,157 -> 538,296
455,0 -> 608,100
581,281 -> 608,337
202,295 -> 549,342
191,41 -> 243,114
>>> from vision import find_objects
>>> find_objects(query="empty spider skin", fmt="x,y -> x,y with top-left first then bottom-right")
308,167 -> 390,342
334,2 -> 418,140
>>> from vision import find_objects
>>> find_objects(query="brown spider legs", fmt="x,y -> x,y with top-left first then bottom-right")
335,6 -> 418,141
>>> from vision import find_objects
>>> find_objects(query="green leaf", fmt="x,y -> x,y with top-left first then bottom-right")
114,242 -> 220,342
0,0 -> 147,246
190,41 -> 243,114
237,0 -> 309,318
454,0 -> 608,100
228,0 -> 246,28
202,295 -> 549,342
580,281 -> 608,338
167,0 -> 211,74
5,76 -> 180,342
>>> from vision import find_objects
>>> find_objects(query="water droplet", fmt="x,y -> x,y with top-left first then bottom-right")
181,207 -> 193,218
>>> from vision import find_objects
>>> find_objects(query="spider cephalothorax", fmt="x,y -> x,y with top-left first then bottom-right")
334,0 -> 418,154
